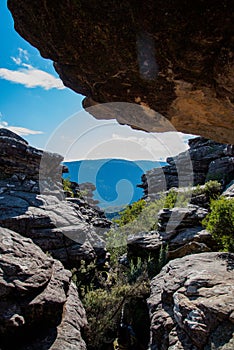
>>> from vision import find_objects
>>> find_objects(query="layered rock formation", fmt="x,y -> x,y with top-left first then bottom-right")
0,129 -> 110,267
140,137 -> 234,200
127,204 -> 215,262
147,252 -> 234,349
0,227 -> 87,350
7,0 -> 234,143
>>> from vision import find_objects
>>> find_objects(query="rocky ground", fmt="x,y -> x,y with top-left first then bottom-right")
0,227 -> 87,350
0,128 -> 114,349
148,252 -> 234,350
0,129 -> 233,349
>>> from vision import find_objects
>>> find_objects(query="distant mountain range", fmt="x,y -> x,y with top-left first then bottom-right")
63,159 -> 166,211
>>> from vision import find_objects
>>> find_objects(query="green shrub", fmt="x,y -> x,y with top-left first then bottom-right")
193,180 -> 222,200
106,197 -> 166,263
114,199 -> 146,226
202,197 -> 234,252
82,279 -> 149,349
62,177 -> 74,197
203,180 -> 222,199
164,188 -> 192,208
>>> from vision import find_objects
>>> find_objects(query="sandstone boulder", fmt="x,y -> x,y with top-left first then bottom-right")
148,252 -> 234,349
0,227 -> 87,350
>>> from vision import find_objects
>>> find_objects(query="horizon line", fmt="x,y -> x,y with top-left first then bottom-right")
63,157 -> 168,163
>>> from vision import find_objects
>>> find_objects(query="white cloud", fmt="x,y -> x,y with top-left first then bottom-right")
11,56 -> 22,65
4,47 -> 65,90
110,131 -> 189,160
18,48 -> 29,61
0,66 -> 65,90
0,120 -> 43,136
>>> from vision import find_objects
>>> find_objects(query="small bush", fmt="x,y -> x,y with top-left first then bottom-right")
193,180 -> 222,200
114,199 -> 146,226
62,177 -> 74,197
202,197 -> 234,252
203,180 -> 222,199
164,188 -> 191,208
82,279 -> 150,349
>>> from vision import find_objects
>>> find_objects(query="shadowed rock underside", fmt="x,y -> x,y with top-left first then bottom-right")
7,0 -> 234,144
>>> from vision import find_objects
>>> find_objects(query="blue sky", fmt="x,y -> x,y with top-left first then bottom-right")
0,0 -> 193,161
0,0 -> 84,149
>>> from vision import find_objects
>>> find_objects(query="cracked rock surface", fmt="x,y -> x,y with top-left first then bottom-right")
147,252 -> 234,349
0,227 -> 87,350
0,129 -> 109,267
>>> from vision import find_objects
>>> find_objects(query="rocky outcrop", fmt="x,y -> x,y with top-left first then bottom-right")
8,1 -> 234,144
140,137 -> 234,200
0,128 -> 63,184
0,129 -> 109,267
0,227 -> 87,350
127,205 -> 215,261
147,252 -> 234,350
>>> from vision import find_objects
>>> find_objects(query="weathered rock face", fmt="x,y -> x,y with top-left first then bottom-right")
140,137 -> 234,200
0,227 -> 87,350
148,252 -> 234,350
0,129 -> 109,267
0,128 -> 63,183
7,1 -> 234,143
127,205 -> 215,261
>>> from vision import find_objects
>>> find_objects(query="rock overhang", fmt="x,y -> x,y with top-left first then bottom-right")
7,0 -> 234,143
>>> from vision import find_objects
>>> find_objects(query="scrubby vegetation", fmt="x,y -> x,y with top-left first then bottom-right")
106,181 -> 222,262
62,177 -> 88,198
193,180 -> 222,199
114,199 -> 146,226
202,197 -> 234,252
71,179 -> 229,349
62,177 -> 75,197
72,258 -> 151,350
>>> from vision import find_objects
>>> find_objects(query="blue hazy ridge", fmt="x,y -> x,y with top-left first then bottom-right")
63,159 -> 166,210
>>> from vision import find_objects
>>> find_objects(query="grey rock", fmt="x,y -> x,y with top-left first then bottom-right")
0,191 -> 105,267
141,137 -> 233,199
148,252 -> 234,349
0,227 -> 87,350
158,205 -> 208,234
0,129 -> 63,182
207,157 -> 234,184
223,181 -> 234,198
127,231 -> 162,258
0,129 -> 107,267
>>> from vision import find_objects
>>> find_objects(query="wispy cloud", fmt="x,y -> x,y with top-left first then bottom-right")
1,47 -> 65,90
11,56 -> 22,65
0,120 -> 43,136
